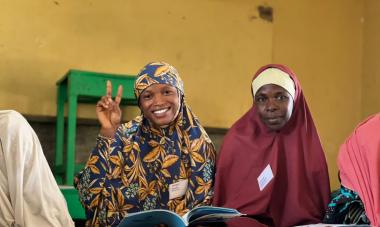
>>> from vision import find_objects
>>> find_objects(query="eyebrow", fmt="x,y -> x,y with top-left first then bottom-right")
141,90 -> 152,95
275,91 -> 288,96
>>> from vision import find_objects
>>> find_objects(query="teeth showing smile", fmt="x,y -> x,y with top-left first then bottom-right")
153,108 -> 169,115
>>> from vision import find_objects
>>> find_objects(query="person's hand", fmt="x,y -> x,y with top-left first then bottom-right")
96,80 -> 123,138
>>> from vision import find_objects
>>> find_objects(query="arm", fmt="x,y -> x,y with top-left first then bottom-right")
74,132 -> 122,225
75,125 -> 144,225
0,110 -> 74,227
188,138 -> 216,208
74,81 -> 127,225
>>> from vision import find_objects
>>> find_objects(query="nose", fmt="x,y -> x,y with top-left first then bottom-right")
265,98 -> 278,112
152,93 -> 165,106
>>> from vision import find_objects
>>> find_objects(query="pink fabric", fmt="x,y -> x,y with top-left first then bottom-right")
213,64 -> 330,227
338,113 -> 380,226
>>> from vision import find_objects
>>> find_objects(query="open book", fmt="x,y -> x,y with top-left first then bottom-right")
117,206 -> 243,227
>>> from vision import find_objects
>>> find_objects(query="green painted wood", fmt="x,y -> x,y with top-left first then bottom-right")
60,186 -> 86,220
55,83 -> 66,168
54,69 -> 137,219
65,94 -> 78,185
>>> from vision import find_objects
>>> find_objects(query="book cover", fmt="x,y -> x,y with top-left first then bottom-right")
117,206 -> 243,227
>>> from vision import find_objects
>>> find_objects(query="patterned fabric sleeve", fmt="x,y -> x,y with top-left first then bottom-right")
185,133 -> 216,212
193,141 -> 215,206
323,186 -> 370,224
74,130 -> 125,226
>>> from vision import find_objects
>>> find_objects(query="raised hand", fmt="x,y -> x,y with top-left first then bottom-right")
96,80 -> 123,138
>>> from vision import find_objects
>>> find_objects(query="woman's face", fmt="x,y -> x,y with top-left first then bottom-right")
139,83 -> 180,128
254,84 -> 294,131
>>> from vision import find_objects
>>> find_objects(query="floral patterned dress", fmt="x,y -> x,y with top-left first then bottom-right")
75,62 -> 216,226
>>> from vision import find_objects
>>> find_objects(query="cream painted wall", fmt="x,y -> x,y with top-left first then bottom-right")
272,0 -> 363,190
0,0 -> 273,127
362,0 -> 380,118
1,0 -> 377,190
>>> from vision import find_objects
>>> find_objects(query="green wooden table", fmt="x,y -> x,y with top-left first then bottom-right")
54,69 -> 137,219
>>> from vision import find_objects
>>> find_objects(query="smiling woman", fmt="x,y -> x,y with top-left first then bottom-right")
74,62 -> 216,226
139,84 -> 180,128
213,64 -> 330,227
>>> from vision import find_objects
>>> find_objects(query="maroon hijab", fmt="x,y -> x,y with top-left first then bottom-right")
213,64 -> 330,227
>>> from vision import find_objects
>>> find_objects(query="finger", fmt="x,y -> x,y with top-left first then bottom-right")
98,97 -> 110,108
102,96 -> 111,106
106,80 -> 112,97
115,85 -> 123,105
96,100 -> 109,109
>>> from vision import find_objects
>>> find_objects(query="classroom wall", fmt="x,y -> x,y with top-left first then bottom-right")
1,0 -> 378,190
272,0 -> 363,190
362,0 -> 380,119
0,0 -> 273,127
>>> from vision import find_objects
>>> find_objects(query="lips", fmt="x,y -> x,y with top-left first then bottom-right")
152,107 -> 170,117
265,116 -> 283,124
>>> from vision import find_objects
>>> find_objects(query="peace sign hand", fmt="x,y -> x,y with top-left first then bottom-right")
96,80 -> 123,138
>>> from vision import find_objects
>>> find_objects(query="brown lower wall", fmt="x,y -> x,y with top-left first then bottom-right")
26,115 -> 227,170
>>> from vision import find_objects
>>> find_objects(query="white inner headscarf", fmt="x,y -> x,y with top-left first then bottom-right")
252,68 -> 296,100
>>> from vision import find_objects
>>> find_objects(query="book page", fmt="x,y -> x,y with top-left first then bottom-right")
183,206 -> 243,225
118,209 -> 186,227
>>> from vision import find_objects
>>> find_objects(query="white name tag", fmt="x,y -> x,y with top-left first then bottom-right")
169,179 -> 188,200
257,164 -> 274,191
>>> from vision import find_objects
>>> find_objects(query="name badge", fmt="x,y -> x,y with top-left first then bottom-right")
257,164 -> 274,191
169,179 -> 188,200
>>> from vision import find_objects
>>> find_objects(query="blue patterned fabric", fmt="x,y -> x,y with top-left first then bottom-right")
134,62 -> 184,98
75,62 -> 216,226
324,185 -> 370,224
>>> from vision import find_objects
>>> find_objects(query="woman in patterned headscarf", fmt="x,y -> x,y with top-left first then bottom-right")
75,62 -> 216,226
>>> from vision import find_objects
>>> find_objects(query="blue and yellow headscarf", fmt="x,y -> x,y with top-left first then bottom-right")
75,61 -> 216,226
134,61 -> 184,99
133,61 -> 196,129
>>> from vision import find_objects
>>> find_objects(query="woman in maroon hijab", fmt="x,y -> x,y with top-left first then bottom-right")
213,64 -> 330,227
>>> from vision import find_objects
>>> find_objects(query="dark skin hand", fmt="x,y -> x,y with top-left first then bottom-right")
96,80 -> 123,138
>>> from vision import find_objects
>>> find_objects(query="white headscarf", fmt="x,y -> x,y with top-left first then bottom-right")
252,67 -> 296,100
